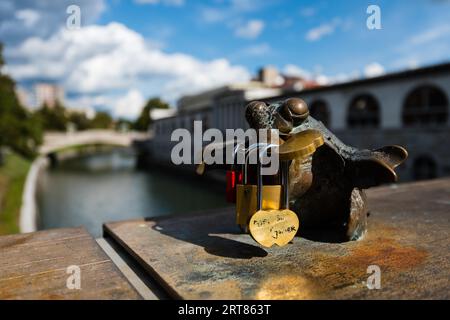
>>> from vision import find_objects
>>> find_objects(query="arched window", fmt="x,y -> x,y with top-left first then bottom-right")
347,94 -> 380,128
310,100 -> 330,127
402,85 -> 448,126
413,155 -> 437,181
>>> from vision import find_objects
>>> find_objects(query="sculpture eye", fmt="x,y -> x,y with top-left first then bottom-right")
282,98 -> 309,125
245,101 -> 268,129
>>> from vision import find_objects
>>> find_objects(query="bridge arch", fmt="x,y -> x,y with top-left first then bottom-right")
39,130 -> 147,155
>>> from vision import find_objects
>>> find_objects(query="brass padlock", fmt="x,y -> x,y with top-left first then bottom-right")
236,144 -> 282,232
248,158 -> 300,247
237,130 -> 325,247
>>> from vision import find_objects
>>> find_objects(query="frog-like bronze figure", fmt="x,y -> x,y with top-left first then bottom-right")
245,98 -> 408,242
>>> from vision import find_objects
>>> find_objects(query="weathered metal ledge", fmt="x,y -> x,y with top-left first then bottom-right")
104,178 -> 450,299
1,178 -> 449,299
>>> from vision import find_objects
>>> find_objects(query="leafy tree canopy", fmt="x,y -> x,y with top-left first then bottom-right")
0,43 -> 42,158
134,97 -> 170,131
90,111 -> 113,129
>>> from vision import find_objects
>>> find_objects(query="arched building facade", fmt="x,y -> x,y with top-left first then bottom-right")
151,62 -> 450,181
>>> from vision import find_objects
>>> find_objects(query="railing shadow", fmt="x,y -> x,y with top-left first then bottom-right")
148,208 -> 268,259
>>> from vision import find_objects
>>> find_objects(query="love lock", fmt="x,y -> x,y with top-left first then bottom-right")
196,128 -> 325,247
226,144 -> 244,203
244,130 -> 324,248
248,156 -> 299,248
236,143 -> 283,233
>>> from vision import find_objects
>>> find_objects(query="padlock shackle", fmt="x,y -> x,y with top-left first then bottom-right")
256,159 -> 263,211
243,143 -> 263,184
243,143 -> 288,211
253,143 -> 282,211
231,142 -> 245,171
257,144 -> 289,210
281,160 -> 290,210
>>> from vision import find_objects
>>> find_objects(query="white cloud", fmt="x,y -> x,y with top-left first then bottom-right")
283,64 -> 336,84
7,22 -> 250,117
283,64 -> 312,79
234,19 -> 264,39
134,0 -> 184,6
199,0 -> 266,24
240,43 -> 271,56
408,25 -> 450,46
282,64 -> 362,85
394,22 -> 450,70
113,89 -> 145,119
200,7 -> 227,23
299,7 -> 316,17
305,19 -> 341,41
15,9 -> 40,28
0,0 -> 106,45
230,0 -> 261,12
406,59 -> 420,69
66,95 -> 108,111
199,1 -> 270,40
66,90 -> 145,119
364,62 -> 385,78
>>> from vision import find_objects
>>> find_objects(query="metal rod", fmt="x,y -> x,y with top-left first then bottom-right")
257,153 -> 263,211
282,161 -> 289,209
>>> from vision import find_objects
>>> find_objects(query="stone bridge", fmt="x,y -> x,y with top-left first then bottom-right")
39,130 -> 149,155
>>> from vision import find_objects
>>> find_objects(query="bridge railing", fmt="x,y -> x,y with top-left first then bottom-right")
39,130 -> 149,154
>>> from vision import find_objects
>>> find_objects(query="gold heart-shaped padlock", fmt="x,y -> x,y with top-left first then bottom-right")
249,209 -> 299,247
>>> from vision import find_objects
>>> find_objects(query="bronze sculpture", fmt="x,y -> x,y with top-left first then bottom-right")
197,97 -> 407,245
245,98 -> 408,242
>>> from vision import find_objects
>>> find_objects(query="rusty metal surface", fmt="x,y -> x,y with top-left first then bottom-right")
104,178 -> 450,299
0,227 -> 141,299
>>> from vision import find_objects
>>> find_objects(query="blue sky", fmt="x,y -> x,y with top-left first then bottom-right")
98,0 -> 450,74
2,0 -> 450,118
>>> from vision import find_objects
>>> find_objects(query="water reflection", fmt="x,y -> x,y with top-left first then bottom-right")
37,148 -> 227,237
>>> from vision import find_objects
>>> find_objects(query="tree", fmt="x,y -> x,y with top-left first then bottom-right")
68,111 -> 91,131
36,102 -> 68,132
0,43 -> 42,158
90,111 -> 113,129
0,43 -> 4,67
115,118 -> 133,132
134,97 -> 169,131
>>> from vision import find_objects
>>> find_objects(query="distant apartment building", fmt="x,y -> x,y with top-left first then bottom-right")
149,63 -> 450,182
15,86 -> 31,109
33,83 -> 65,108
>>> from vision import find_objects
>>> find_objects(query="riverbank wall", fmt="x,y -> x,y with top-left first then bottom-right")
19,156 -> 48,233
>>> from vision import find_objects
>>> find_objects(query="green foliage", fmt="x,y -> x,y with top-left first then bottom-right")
115,118 -> 133,132
68,111 -> 91,131
0,43 -> 4,68
35,102 -> 68,132
0,152 -> 31,235
0,44 -> 42,158
90,111 -> 113,129
134,97 -> 169,131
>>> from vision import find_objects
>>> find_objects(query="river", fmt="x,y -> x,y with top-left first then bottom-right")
37,148 -> 228,238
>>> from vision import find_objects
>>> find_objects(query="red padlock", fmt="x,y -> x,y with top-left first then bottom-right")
226,143 -> 245,203
226,170 -> 242,203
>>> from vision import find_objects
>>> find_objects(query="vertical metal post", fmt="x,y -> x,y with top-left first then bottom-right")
256,149 -> 263,211
282,161 -> 289,209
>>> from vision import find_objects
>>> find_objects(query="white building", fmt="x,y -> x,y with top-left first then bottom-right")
33,83 -> 65,108
149,62 -> 450,181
